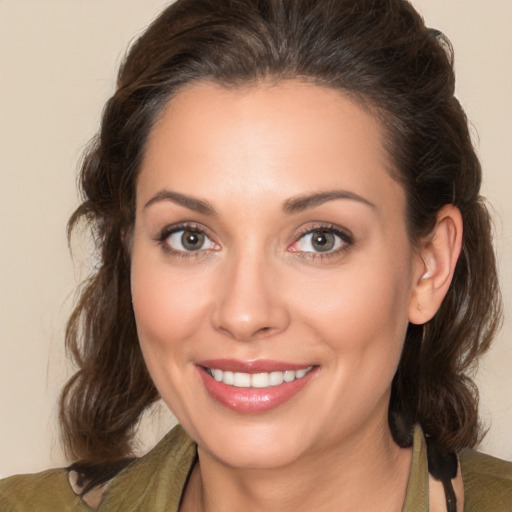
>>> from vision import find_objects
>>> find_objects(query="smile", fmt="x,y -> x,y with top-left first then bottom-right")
197,360 -> 319,413
206,366 -> 314,388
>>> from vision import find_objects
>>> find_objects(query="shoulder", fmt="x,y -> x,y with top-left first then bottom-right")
99,424 -> 196,511
459,449 -> 512,512
0,468 -> 90,512
0,425 -> 196,512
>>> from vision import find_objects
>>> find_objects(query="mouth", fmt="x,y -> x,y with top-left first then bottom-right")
197,360 -> 319,413
204,366 -> 314,388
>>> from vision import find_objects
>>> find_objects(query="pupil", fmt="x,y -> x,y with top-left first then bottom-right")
312,231 -> 334,252
182,230 -> 204,251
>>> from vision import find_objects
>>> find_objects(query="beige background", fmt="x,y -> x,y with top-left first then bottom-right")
0,0 -> 510,478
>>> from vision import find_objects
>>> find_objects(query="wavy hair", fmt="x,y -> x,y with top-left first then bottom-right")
60,0 -> 502,489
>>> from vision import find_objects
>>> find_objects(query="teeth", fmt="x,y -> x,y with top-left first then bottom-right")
295,368 -> 308,378
251,372 -> 270,388
207,366 -> 313,388
223,371 -> 234,385
233,372 -> 251,387
283,370 -> 296,382
269,371 -> 284,386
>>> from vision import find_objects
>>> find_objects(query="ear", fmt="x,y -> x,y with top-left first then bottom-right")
408,204 -> 463,325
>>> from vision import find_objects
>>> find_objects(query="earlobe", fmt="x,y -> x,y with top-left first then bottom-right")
408,205 -> 463,325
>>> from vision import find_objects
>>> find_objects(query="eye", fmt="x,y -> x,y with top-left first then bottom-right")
161,226 -> 218,253
289,226 -> 352,255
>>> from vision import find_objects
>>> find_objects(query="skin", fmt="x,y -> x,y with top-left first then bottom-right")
130,81 -> 462,511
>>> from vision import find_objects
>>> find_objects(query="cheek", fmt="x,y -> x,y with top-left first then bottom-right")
130,245 -> 211,359
293,262 -> 412,427
293,252 -> 413,373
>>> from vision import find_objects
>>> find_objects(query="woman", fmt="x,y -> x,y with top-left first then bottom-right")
1,0 -> 511,510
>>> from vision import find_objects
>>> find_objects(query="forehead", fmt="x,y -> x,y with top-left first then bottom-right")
137,80 -> 405,217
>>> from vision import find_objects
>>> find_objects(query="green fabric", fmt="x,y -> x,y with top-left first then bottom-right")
0,468 -> 90,511
99,426 -> 196,511
1,424 -> 511,511
460,447 -> 512,511
402,425 -> 429,511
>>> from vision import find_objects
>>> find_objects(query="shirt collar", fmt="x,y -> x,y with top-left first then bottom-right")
402,424 -> 429,512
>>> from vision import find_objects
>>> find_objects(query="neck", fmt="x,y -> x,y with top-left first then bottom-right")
181,418 -> 412,512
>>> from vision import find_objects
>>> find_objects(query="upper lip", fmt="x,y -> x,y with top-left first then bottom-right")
197,359 -> 315,373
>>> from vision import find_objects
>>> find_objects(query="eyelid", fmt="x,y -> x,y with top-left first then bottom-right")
154,221 -> 353,260
156,222 -> 220,255
288,223 -> 354,257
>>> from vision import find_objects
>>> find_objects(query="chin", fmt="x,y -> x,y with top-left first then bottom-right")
196,422 -> 314,470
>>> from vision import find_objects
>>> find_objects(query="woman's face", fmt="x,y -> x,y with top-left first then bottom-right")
131,81 -> 422,469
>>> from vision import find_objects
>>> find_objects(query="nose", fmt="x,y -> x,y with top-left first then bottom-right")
211,251 -> 290,342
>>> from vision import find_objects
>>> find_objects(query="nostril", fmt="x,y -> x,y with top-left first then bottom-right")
217,324 -> 276,342
211,273 -> 291,341
252,326 -> 275,338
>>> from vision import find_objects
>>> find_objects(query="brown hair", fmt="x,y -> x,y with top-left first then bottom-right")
61,0 -> 501,488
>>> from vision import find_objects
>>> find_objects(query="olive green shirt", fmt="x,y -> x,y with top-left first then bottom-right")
1,425 -> 511,511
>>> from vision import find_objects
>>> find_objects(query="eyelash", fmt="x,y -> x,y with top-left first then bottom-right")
155,222 -> 354,260
156,222 -> 218,259
290,224 -> 354,260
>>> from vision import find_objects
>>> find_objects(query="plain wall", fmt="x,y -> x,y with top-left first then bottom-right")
0,0 -> 511,478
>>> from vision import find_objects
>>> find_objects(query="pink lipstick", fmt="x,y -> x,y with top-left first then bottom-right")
197,359 -> 318,413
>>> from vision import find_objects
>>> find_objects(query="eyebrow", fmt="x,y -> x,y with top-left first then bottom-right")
143,190 -> 217,215
283,190 -> 376,214
143,188 -> 376,216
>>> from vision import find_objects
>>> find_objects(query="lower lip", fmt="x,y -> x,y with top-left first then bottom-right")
198,366 -> 318,413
